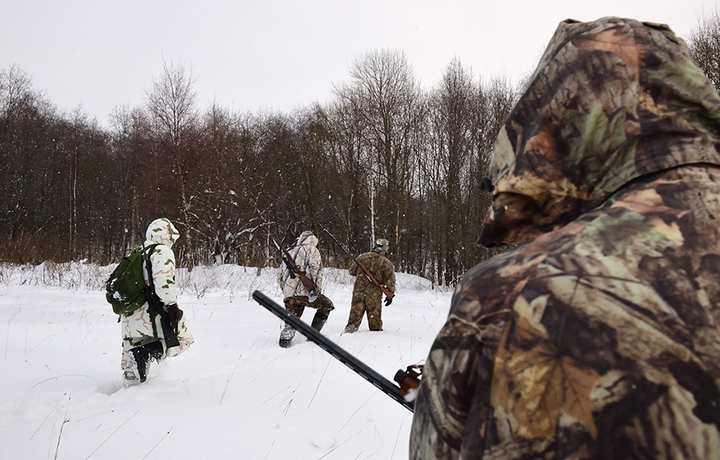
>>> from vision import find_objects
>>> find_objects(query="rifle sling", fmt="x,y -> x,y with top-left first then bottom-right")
143,244 -> 180,348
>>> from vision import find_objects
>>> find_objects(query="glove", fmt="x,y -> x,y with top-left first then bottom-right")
384,296 -> 393,306
166,304 -> 183,334
308,288 -> 320,303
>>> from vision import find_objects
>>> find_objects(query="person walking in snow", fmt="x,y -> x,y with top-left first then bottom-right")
410,17 -> 720,459
277,230 -> 335,348
121,218 -> 193,384
344,238 -> 395,333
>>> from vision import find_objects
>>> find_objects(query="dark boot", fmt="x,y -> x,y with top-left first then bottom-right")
279,325 -> 295,348
129,341 -> 164,382
146,340 -> 164,360
311,312 -> 328,332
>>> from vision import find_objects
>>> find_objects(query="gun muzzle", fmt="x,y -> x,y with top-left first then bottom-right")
393,365 -> 423,403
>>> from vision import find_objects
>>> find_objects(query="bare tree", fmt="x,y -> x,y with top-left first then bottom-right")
108,104 -> 152,254
425,59 -> 477,285
145,60 -> 199,266
193,104 -> 268,265
334,49 -> 425,257
688,10 -> 720,91
324,95 -> 374,255
0,66 -> 66,262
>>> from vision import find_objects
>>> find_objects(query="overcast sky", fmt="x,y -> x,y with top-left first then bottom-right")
1,0 -> 717,128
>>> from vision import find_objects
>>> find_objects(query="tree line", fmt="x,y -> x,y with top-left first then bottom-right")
2,13 -> 718,287
0,51 -> 516,287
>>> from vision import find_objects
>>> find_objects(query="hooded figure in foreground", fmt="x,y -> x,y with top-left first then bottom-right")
410,17 -> 720,459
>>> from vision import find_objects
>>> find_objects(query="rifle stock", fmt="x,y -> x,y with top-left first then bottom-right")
252,290 -> 413,412
274,238 -> 319,293
322,229 -> 394,299
289,261 -> 318,293
355,259 -> 395,299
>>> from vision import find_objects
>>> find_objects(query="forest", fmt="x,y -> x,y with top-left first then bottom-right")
1,13 -> 718,287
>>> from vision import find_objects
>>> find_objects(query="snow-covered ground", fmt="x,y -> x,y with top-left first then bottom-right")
0,263 -> 452,459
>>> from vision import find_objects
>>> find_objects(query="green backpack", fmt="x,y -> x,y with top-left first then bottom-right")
106,244 -> 159,316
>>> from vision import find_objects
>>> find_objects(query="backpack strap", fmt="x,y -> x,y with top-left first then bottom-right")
142,244 -> 161,300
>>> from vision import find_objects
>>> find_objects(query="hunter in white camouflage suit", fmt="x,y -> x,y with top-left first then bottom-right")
121,218 -> 194,383
277,230 -> 334,348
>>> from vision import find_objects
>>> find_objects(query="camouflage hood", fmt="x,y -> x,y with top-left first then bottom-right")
295,230 -> 318,250
145,218 -> 180,248
480,17 -> 720,247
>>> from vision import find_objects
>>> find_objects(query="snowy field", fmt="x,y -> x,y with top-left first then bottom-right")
0,263 -> 452,459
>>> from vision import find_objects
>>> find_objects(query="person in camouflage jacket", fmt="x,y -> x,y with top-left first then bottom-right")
410,17 -> 720,459
344,238 -> 396,333
277,230 -> 335,348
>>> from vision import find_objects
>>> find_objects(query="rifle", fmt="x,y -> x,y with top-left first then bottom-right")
322,229 -> 395,300
273,237 -> 319,299
252,290 -> 414,412
143,249 -> 180,349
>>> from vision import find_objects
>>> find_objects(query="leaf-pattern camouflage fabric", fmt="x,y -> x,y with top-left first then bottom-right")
283,294 -> 335,318
410,17 -> 720,460
345,250 -> 395,332
479,17 -> 720,247
278,294 -> 336,343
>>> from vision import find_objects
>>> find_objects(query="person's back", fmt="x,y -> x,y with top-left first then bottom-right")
345,239 -> 395,333
411,17 -> 720,459
121,218 -> 193,384
351,250 -> 394,291
278,231 -> 323,299
277,230 -> 335,347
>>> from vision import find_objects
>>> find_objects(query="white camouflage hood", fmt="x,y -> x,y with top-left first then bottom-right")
145,218 -> 179,248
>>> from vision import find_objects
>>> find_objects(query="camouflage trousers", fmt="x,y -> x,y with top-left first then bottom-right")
344,288 -> 383,332
280,294 -> 335,341
283,294 -> 335,318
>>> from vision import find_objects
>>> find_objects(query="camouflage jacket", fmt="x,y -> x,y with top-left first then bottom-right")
350,250 -> 396,294
410,17 -> 720,459
123,218 -> 179,338
277,232 -> 323,298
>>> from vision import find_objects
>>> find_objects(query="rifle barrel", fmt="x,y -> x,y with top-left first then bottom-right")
252,290 -> 413,412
